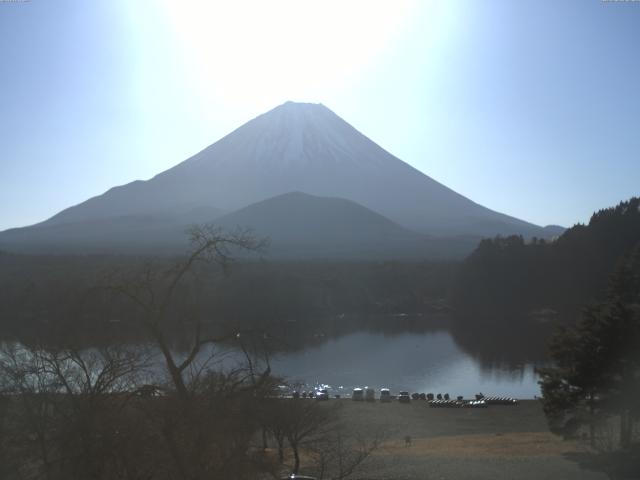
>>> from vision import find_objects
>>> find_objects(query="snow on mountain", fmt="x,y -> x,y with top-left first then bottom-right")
0,101 -> 557,256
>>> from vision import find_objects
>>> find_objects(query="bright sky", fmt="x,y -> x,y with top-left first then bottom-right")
1,0 -> 639,231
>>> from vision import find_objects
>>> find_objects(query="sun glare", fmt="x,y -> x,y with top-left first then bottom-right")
158,0 -> 418,110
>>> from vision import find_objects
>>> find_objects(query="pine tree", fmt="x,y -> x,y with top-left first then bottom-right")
539,244 -> 640,449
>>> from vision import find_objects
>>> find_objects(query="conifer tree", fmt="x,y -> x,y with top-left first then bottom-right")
539,244 -> 640,448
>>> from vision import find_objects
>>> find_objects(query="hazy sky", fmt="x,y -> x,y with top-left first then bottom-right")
1,0 -> 639,231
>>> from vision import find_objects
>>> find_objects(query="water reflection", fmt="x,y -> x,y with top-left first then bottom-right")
2,314 -> 548,399
263,330 -> 542,399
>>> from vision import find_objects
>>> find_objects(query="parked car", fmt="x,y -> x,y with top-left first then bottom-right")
380,388 -> 391,403
365,387 -> 375,402
352,388 -> 364,401
316,388 -> 329,401
398,391 -> 411,403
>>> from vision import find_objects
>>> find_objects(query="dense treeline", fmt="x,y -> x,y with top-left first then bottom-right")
0,250 -> 456,348
452,197 -> 640,360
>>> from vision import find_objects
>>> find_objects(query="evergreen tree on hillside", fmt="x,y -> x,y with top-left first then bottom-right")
538,245 -> 640,449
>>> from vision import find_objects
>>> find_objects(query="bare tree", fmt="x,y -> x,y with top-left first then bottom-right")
1,225 -> 276,480
102,224 -> 273,480
0,342 -> 146,480
263,398 -> 290,464
263,399 -> 385,478
311,425 -> 388,480
105,224 -> 268,400
282,400 -> 335,475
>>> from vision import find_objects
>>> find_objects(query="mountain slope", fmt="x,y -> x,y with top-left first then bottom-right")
35,102 -> 547,237
0,206 -> 225,254
0,192 -> 480,258
215,192 -> 432,258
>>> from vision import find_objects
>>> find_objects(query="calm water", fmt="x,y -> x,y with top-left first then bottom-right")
3,329 -> 542,399
266,330 -> 541,399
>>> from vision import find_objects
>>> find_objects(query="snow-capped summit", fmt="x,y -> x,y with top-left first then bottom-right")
32,101 -> 541,238
0,101 -> 556,256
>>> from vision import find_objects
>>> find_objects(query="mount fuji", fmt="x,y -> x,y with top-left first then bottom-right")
0,101 -> 561,257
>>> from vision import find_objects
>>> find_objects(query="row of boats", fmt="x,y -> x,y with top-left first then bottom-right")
292,388 -> 519,407
429,396 -> 519,408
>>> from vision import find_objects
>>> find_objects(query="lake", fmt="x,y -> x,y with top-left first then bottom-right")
2,327 -> 543,400
265,330 -> 542,399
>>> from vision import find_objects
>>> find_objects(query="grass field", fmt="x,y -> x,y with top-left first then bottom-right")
287,399 -> 610,480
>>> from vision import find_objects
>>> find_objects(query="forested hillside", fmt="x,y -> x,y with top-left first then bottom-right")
0,252 -> 455,347
452,197 -> 640,342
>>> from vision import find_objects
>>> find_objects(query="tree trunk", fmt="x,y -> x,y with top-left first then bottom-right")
620,409 -> 632,449
277,438 -> 284,464
292,444 -> 300,474
589,394 -> 595,448
155,331 -> 189,401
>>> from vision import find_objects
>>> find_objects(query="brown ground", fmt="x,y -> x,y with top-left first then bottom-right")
291,400 -> 611,480
384,431 -> 582,457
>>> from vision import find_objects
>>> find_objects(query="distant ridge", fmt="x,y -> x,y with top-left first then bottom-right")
214,192 -> 429,258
